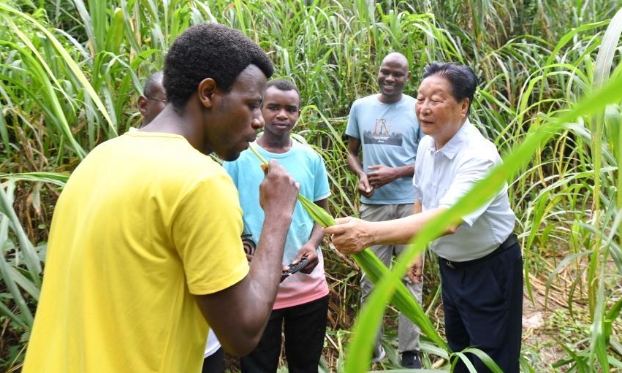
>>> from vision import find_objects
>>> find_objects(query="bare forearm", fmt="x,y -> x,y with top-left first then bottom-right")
306,223 -> 325,249
346,152 -> 365,177
196,160 -> 300,356
346,137 -> 365,176
306,199 -> 328,248
197,211 -> 292,356
393,164 -> 414,179
366,207 -> 449,246
249,211 -> 292,289
242,212 -> 292,323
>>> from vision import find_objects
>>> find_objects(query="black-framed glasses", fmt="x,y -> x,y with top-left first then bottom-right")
145,95 -> 167,103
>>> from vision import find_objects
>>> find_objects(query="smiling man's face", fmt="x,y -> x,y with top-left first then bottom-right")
377,53 -> 410,104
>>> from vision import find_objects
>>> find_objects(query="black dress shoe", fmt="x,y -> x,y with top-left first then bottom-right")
401,350 -> 422,369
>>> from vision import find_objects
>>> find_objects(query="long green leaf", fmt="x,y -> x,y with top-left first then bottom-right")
0,2 -> 116,140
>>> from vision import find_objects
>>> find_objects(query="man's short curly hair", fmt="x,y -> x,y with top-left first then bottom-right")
163,23 -> 274,109
266,79 -> 301,106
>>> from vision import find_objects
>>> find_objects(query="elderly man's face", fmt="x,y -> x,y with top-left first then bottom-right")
415,74 -> 469,149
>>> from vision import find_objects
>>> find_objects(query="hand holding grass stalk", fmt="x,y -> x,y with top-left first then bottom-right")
248,144 -> 447,350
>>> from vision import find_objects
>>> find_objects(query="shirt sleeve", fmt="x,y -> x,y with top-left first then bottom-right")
172,172 -> 249,295
345,101 -> 360,139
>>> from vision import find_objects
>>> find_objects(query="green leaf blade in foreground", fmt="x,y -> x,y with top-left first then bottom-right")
352,249 -> 446,348
297,194 -> 336,228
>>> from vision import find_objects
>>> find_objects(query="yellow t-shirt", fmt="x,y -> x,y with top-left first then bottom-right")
23,132 -> 249,373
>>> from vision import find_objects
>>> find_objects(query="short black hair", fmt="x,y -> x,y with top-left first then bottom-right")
163,23 -> 274,109
422,62 -> 477,113
143,71 -> 163,97
266,79 -> 301,106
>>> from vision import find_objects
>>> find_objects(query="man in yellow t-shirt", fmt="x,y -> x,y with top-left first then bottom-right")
22,23 -> 300,373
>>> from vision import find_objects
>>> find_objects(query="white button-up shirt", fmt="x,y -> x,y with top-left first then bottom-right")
413,120 -> 516,261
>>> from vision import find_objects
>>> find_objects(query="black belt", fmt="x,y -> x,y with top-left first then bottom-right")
443,233 -> 518,270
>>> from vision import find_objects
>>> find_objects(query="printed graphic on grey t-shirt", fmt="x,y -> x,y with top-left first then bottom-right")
363,118 -> 403,146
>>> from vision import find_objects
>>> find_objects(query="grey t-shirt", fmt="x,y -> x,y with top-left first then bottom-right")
346,94 -> 422,204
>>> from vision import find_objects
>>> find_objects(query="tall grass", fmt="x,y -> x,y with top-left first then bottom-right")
1,0 -> 622,371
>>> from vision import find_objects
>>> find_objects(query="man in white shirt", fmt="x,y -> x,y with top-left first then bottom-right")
326,62 -> 522,373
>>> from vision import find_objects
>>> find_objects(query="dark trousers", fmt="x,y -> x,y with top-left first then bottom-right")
202,347 -> 224,373
439,239 -> 523,373
240,295 -> 329,373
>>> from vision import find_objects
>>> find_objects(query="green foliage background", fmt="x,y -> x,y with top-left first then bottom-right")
1,0 -> 622,372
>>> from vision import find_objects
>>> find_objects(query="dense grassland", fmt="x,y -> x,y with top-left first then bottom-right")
1,0 -> 622,372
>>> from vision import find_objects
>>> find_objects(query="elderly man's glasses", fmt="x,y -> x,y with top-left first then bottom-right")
145,95 -> 167,103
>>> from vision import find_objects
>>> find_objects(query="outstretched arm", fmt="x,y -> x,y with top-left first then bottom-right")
325,205 -> 458,255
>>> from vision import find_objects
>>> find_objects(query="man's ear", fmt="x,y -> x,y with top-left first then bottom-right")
198,78 -> 218,108
460,98 -> 470,117
138,95 -> 148,116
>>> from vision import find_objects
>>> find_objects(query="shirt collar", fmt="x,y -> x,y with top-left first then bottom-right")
427,119 -> 472,160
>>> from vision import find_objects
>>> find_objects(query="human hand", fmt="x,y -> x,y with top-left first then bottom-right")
259,160 -> 299,218
281,250 -> 314,282
367,164 -> 397,189
324,217 -> 374,254
358,174 -> 374,198
293,245 -> 319,274
407,255 -> 424,284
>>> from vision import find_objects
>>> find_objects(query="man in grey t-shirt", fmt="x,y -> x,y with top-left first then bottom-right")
345,52 -> 423,369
